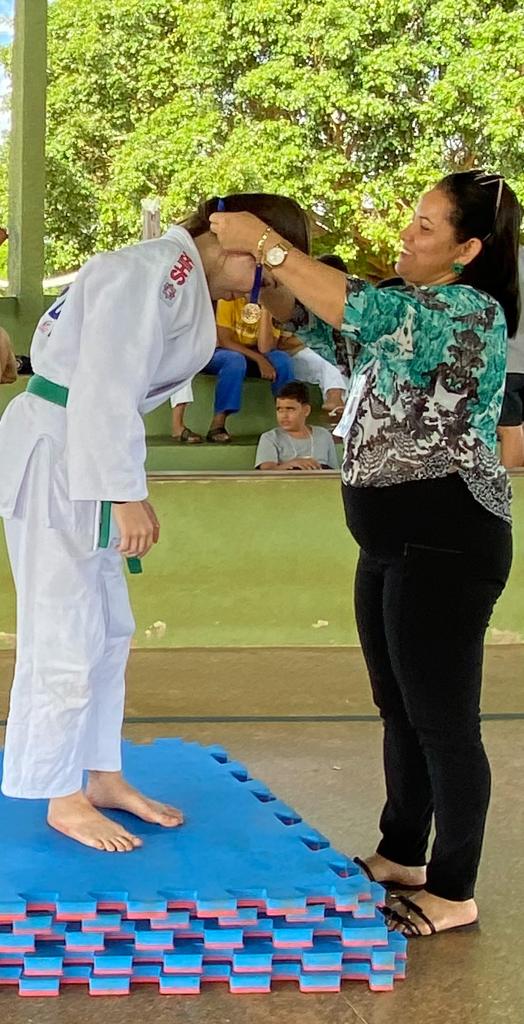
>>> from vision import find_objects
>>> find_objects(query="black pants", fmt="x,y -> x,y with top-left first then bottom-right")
343,475 -> 512,901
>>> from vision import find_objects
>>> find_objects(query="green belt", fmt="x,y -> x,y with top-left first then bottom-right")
27,375 -> 142,575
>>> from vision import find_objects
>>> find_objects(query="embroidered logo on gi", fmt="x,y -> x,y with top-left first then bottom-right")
162,281 -> 178,303
169,251 -> 194,285
161,251 -> 195,304
38,319 -> 54,335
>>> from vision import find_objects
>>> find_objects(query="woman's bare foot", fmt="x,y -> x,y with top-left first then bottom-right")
388,890 -> 479,936
360,852 -> 427,889
86,771 -> 184,828
48,791 -> 142,852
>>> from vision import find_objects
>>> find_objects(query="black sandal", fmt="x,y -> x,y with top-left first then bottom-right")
353,856 -> 425,893
383,894 -> 479,938
206,427 -> 231,444
171,428 -> 203,444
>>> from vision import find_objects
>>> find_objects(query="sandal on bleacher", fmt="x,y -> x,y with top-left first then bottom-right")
206,428 -> 231,444
327,405 -> 345,418
383,894 -> 480,938
353,856 -> 425,893
171,428 -> 203,444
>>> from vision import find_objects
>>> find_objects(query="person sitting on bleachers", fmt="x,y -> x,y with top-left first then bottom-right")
0,327 -> 17,384
170,297 -> 295,443
280,253 -> 351,420
255,381 -> 339,471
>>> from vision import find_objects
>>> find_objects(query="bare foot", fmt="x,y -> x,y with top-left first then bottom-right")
388,890 -> 479,936
86,772 -> 184,828
48,791 -> 142,852
361,852 -> 427,889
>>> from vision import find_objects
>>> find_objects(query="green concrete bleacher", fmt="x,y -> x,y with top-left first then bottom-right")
0,375 -> 339,472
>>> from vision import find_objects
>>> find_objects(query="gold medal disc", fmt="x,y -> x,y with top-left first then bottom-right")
242,302 -> 262,325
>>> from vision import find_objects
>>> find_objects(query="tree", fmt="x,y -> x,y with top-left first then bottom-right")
5,0 -> 523,276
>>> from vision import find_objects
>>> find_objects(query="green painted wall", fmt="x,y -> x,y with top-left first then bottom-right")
1,476 -> 523,649
1,0 -> 48,351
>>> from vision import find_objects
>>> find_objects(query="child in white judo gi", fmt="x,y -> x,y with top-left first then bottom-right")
0,194 -> 309,852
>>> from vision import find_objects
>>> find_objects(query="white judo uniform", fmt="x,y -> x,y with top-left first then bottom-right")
0,227 -> 215,798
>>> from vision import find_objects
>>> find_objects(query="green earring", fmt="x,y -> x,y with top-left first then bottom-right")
451,261 -> 465,275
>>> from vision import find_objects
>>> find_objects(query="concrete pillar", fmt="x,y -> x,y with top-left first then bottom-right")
5,0 -> 47,350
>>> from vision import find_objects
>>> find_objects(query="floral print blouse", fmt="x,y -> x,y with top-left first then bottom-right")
334,279 -> 511,522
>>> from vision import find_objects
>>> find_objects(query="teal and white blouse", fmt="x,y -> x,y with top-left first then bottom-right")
335,279 -> 511,522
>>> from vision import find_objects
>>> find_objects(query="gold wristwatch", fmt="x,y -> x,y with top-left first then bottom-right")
263,242 -> 290,269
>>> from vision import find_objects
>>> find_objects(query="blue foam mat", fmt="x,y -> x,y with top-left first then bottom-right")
0,740 -> 383,914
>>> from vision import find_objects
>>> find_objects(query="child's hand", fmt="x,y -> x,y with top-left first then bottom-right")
142,500 -> 160,544
113,501 -> 159,558
257,355 -> 277,381
285,458 -> 322,471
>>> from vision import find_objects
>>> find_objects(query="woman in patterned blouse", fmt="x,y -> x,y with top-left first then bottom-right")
210,170 -> 521,937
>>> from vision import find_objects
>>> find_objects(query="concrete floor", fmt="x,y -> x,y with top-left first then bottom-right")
0,647 -> 523,1023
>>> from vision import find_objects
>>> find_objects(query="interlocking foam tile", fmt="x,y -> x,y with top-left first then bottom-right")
0,934 -> 407,980
0,914 -> 404,968
0,740 -> 381,921
0,739 -> 406,997
2,935 -> 408,995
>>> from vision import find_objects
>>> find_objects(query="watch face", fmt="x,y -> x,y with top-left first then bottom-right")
266,245 -> 287,267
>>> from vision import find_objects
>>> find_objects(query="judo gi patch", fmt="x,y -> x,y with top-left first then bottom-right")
161,252 -> 195,305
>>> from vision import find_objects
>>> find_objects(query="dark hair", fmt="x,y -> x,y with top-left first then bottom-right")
438,170 -> 521,336
318,253 -> 348,273
180,194 -> 311,254
277,381 -> 311,405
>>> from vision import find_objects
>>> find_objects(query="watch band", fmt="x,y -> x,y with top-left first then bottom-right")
256,225 -> 272,257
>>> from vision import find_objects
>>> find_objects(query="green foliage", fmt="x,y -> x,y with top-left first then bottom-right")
5,0 -> 524,275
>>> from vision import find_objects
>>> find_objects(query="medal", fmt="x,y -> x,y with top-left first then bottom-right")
242,262 -> 264,324
242,301 -> 262,325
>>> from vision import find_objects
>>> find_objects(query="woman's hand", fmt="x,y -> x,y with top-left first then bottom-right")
113,500 -> 160,558
209,212 -> 267,257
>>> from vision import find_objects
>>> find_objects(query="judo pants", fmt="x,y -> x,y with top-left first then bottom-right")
2,474 -> 134,799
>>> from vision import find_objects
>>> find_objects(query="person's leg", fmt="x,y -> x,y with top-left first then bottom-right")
203,349 -> 247,439
291,347 -> 347,411
83,545 -> 183,827
171,402 -> 187,436
384,534 -> 511,929
2,504 -> 141,852
170,381 -> 202,442
265,350 -> 295,395
354,549 -> 431,885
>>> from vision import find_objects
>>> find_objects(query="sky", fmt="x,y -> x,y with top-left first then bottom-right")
0,0 -> 13,138
0,0 -> 13,46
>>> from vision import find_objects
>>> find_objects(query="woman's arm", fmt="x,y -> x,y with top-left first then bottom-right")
210,213 -> 347,329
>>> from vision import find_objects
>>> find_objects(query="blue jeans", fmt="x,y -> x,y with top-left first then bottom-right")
203,348 -> 295,415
